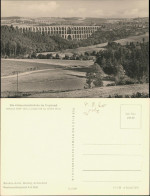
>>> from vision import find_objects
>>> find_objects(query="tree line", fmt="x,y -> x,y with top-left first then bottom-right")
1,25 -> 147,57
96,41 -> 149,82
1,25 -> 77,57
85,41 -> 149,88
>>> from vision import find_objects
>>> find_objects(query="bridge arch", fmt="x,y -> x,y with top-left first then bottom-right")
16,25 -> 100,40
67,27 -> 71,34
67,35 -> 72,40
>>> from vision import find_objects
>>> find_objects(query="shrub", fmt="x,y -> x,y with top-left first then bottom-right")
107,92 -> 149,98
103,66 -> 116,75
125,95 -> 130,98
106,83 -> 116,86
131,92 -> 149,98
114,94 -> 123,98
116,76 -> 137,85
103,75 -> 115,81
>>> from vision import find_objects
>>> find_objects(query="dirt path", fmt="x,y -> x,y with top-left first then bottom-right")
1,68 -> 61,79
2,58 -> 93,67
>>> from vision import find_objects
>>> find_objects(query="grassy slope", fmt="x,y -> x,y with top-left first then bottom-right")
114,32 -> 149,45
1,59 -> 94,76
37,33 -> 149,56
1,33 -> 149,98
28,83 -> 149,98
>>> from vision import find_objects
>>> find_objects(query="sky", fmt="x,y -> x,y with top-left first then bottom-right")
1,0 -> 149,18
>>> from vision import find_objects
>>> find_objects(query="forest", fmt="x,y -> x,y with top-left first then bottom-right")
35,41 -> 149,85
1,25 -> 75,57
1,25 -> 146,57
96,41 -> 149,81
85,41 -> 149,87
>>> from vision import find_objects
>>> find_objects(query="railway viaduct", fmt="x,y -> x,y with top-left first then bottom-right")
17,25 -> 101,40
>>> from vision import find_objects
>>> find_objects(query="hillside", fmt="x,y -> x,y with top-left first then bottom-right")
1,25 -> 148,58
39,33 -> 148,56
1,25 -> 76,57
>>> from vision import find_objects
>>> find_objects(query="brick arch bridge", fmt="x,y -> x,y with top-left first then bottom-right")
17,25 -> 101,40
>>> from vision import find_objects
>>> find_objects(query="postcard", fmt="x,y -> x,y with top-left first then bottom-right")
1,0 -> 149,195
1,98 -> 149,195
1,0 -> 149,98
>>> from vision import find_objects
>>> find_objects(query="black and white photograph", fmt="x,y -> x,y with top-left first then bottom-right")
1,1 -> 150,195
1,0 -> 149,98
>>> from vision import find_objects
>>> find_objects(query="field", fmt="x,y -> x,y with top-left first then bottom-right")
1,58 -> 149,98
1,59 -> 94,97
1,59 -> 93,76
29,83 -> 149,98
114,32 -> 149,45
1,33 -> 149,98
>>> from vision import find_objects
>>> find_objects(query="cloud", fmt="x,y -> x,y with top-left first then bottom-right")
93,9 -> 104,17
1,0 -> 149,18
123,9 -> 139,17
28,1 -> 59,15
67,8 -> 86,17
2,1 -> 59,17
123,7 -> 148,17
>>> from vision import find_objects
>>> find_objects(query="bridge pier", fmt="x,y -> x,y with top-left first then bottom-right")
18,25 -> 100,40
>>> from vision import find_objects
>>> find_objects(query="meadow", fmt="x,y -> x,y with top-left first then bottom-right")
1,58 -> 149,98
1,59 -> 93,76
1,59 -> 93,97
29,83 -> 149,98
1,33 -> 149,98
114,32 -> 149,45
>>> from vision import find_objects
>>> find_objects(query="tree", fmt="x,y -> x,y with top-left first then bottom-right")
31,52 -> 37,58
55,53 -> 60,59
46,53 -> 53,59
101,57 -> 106,68
85,72 -> 94,88
85,63 -> 104,88
64,54 -> 70,60
114,64 -> 125,84
143,37 -> 145,43
93,71 -> 103,87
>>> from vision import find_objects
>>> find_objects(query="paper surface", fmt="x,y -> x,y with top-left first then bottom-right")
1,98 -> 149,195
